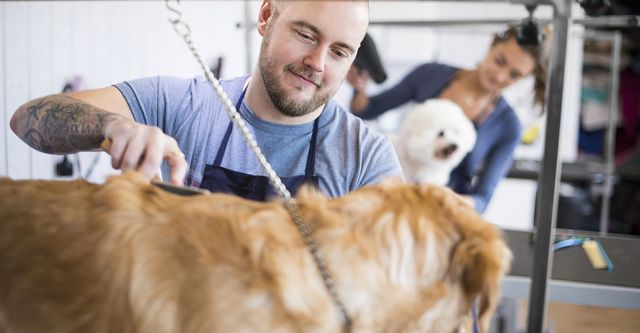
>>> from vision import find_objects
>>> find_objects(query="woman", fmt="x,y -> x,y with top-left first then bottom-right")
347,26 -> 548,213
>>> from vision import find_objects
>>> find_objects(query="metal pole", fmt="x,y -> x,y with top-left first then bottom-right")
414,0 -> 551,4
369,19 -> 534,27
526,0 -> 571,332
574,15 -> 640,28
600,31 -> 621,236
243,0 -> 253,74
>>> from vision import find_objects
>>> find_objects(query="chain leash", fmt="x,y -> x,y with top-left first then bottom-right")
164,1 -> 351,331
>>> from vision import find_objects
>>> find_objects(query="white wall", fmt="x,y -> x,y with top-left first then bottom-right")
1,2 -> 6,176
1,0 -> 253,183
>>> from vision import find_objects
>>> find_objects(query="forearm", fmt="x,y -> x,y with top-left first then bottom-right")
350,90 -> 370,114
10,95 -> 124,154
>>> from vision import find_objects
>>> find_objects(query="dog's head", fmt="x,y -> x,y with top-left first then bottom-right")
398,99 -> 476,169
297,181 -> 512,332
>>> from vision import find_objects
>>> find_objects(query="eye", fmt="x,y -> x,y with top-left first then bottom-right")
438,130 -> 445,137
332,48 -> 349,59
495,56 -> 506,66
297,31 -> 315,43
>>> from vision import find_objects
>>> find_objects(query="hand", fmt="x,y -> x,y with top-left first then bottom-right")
346,66 -> 370,94
102,117 -> 187,185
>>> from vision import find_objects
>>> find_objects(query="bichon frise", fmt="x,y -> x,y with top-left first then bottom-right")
391,99 -> 476,185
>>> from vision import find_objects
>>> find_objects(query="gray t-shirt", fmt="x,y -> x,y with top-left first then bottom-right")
115,75 -> 402,197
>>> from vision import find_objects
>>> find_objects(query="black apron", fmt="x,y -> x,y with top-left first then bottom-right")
200,89 -> 319,201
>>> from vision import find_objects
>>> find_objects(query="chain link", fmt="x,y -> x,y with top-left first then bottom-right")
164,1 -> 351,331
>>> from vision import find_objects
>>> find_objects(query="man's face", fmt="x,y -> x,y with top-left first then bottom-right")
257,0 -> 368,117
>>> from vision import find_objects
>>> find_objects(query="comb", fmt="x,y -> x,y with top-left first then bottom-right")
100,138 -> 208,196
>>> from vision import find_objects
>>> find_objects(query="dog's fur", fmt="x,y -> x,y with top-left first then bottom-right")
391,99 -> 477,185
0,172 -> 510,333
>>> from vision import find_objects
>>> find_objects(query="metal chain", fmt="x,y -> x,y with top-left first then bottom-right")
164,1 -> 351,331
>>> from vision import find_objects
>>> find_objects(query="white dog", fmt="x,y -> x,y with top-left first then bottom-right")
390,99 -> 477,185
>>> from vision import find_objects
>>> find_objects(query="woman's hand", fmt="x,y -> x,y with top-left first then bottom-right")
346,66 -> 371,114
346,66 -> 370,93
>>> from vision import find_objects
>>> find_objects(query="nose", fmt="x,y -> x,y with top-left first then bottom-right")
494,67 -> 510,85
303,46 -> 327,73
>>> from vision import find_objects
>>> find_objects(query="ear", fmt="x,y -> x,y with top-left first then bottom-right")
257,0 -> 274,36
451,234 -> 512,333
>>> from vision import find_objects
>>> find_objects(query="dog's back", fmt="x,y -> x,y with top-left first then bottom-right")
0,173 -> 510,333
0,174 -> 300,332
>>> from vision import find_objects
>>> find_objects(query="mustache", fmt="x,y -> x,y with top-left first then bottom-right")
285,64 -> 322,87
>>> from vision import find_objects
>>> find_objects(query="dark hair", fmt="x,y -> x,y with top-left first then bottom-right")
493,25 -> 550,111
353,33 -> 387,84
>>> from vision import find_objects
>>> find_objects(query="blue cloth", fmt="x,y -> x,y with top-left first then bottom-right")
115,75 -> 402,198
200,87 -> 320,201
358,63 -> 521,213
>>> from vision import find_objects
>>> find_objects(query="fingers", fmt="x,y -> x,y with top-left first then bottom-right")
127,128 -> 164,180
102,119 -> 187,184
162,136 -> 187,185
166,150 -> 188,185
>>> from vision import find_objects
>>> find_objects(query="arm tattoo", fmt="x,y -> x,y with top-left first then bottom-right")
14,96 -> 122,154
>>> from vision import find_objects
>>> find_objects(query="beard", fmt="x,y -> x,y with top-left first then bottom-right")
258,39 -> 334,118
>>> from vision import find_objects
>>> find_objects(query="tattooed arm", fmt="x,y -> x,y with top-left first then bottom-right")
10,93 -> 124,154
10,87 -> 187,184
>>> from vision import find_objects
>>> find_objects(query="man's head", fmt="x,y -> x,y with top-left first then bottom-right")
256,0 -> 369,117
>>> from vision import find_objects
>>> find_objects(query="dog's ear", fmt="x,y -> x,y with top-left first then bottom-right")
450,228 -> 512,333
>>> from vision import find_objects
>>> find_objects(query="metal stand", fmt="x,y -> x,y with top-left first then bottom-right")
235,0 -> 640,331
599,30 -> 621,236
527,1 -> 571,332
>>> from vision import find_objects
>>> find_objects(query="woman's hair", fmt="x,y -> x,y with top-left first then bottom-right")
493,25 -> 550,110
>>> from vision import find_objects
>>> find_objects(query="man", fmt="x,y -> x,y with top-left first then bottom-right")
10,0 -> 401,201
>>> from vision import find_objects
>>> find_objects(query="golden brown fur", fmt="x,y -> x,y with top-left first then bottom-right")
0,172 -> 511,333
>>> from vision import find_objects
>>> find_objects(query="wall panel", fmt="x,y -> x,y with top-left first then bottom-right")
29,2 -> 56,179
1,2 -> 6,176
5,2 -> 31,179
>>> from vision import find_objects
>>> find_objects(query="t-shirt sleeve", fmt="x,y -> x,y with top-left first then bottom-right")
113,76 -> 193,136
359,134 -> 404,187
358,63 -> 441,120
471,111 -> 522,213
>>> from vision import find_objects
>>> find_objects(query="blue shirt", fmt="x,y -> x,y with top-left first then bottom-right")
358,63 -> 521,213
115,75 -> 402,198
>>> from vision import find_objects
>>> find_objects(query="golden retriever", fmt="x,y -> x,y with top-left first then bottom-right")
0,172 -> 511,333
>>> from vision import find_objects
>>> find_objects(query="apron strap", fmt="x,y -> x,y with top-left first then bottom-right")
213,87 -> 247,166
305,118 -> 320,182
213,122 -> 234,166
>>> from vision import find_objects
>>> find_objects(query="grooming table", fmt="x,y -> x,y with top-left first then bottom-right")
501,229 -> 640,310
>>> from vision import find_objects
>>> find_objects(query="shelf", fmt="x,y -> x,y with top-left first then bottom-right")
507,159 -> 613,184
